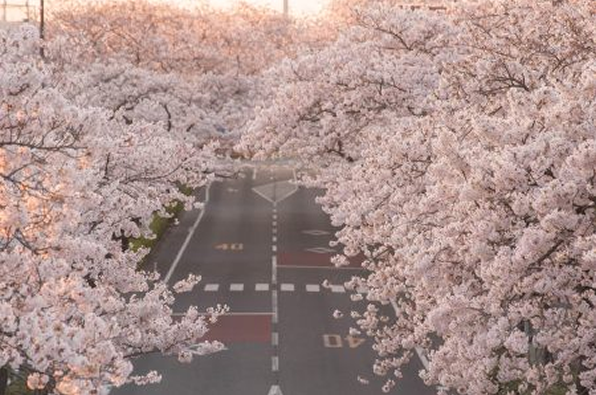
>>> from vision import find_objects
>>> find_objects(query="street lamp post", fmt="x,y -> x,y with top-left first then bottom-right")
283,0 -> 288,16
39,0 -> 45,58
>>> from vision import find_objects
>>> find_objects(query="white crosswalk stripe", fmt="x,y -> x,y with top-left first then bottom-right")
199,283 -> 357,294
330,285 -> 345,293
306,284 -> 320,292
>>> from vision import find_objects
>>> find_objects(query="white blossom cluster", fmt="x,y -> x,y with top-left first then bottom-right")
241,1 -> 596,393
0,24 -> 233,394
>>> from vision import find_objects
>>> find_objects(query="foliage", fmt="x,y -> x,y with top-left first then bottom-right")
241,1 -> 596,394
0,23 -> 223,395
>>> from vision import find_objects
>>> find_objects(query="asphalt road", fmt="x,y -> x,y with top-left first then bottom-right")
112,164 -> 435,395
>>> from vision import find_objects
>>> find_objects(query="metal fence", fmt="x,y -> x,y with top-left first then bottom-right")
1,0 -> 39,23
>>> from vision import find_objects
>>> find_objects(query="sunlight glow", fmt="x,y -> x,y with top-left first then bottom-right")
205,0 -> 330,16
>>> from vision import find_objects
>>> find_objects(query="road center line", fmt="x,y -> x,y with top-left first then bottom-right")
272,289 -> 279,324
164,183 -> 211,283
271,255 -> 277,284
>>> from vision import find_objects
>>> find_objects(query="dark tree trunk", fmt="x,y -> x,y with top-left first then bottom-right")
0,367 -> 8,395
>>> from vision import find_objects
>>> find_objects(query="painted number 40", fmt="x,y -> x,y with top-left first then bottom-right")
215,243 -> 244,251
323,334 -> 365,348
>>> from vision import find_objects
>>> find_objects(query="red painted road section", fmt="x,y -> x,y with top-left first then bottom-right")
278,252 -> 362,268
202,314 -> 271,343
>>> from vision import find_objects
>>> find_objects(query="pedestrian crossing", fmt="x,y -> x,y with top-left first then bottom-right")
200,282 -> 367,294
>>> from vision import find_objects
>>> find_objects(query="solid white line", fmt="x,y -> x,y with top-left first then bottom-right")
204,283 -> 219,292
306,284 -> 320,292
164,183 -> 211,283
272,356 -> 279,372
230,283 -> 244,292
280,283 -> 295,292
272,332 -> 279,346
256,283 -> 270,291
275,188 -> 298,204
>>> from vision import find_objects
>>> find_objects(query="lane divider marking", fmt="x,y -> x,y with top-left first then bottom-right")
271,256 -> 278,285
164,183 -> 211,283
272,289 -> 279,324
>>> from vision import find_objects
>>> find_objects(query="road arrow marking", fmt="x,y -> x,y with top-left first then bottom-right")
268,385 -> 283,395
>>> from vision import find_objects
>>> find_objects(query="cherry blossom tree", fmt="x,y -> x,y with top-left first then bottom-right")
47,0 -> 302,75
0,25 -> 225,395
46,0 -> 314,150
241,1 -> 596,394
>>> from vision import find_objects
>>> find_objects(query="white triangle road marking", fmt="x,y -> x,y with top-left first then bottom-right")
268,385 -> 283,395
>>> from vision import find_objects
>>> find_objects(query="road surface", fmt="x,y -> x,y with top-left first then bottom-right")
113,164 -> 434,395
